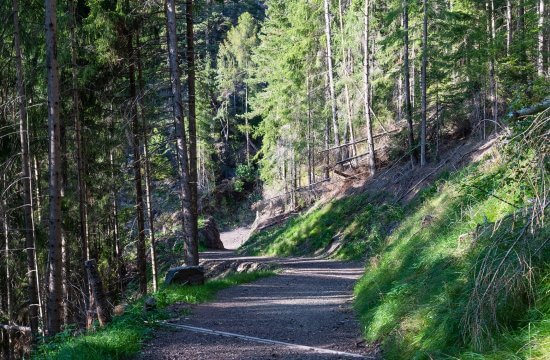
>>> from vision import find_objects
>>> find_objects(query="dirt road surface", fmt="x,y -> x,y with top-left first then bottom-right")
137,231 -> 376,360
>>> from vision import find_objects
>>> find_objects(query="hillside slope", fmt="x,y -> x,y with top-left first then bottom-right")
241,129 -> 549,358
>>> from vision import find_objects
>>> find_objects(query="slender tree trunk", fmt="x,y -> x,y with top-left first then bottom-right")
45,0 -> 63,335
403,0 -> 416,166
420,0 -> 428,167
2,186 -> 12,358
69,0 -> 92,325
32,156 -> 41,222
61,233 -> 70,326
547,23 -> 550,75
245,84 -> 250,165
127,29 -> 147,295
518,0 -> 525,34
324,115 -> 330,180
398,64 -> 403,122
13,0 -> 40,337
292,152 -> 297,210
165,0 -> 197,266
338,0 -> 355,160
186,0 -> 199,265
435,85 -> 440,160
411,46 -> 416,109
323,0 -> 341,157
136,33 -> 158,292
363,0 -> 376,174
109,147 -> 123,293
506,0 -> 512,56
306,74 -> 313,186
489,0 -> 497,131
538,0 -> 545,76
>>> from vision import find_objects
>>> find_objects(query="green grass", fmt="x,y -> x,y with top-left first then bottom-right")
353,159 -> 548,359
35,270 -> 275,360
240,192 -> 402,260
243,154 -> 549,359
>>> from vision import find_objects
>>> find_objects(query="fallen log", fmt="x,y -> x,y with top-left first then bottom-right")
0,324 -> 31,332
507,98 -> 550,118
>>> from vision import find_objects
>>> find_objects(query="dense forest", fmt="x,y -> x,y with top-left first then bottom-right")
0,0 -> 548,359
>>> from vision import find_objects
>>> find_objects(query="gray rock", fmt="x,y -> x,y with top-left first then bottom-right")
144,297 -> 157,312
165,266 -> 205,286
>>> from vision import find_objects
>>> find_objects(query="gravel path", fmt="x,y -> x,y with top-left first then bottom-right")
137,232 -> 377,360
219,226 -> 252,250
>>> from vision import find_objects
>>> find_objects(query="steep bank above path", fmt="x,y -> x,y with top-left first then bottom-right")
241,135 -> 549,359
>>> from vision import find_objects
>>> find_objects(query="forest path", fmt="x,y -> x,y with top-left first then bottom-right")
219,226 -> 252,250
137,232 -> 376,359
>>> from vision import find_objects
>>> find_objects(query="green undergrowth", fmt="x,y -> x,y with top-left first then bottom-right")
35,270 -> 274,360
243,144 -> 548,358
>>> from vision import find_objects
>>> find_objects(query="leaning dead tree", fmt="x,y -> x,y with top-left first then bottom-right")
85,259 -> 111,326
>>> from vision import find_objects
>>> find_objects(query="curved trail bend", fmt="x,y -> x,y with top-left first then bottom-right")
137,230 -> 377,359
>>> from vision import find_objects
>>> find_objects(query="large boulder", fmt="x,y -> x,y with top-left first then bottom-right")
199,217 -> 224,250
165,266 -> 205,286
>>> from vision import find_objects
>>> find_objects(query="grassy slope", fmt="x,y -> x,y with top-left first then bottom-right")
35,271 -> 274,360
241,155 -> 549,359
240,193 -> 402,259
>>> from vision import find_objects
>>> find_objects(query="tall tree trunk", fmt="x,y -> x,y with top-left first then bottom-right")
338,0 -> 355,160
518,0 -> 525,34
324,110 -> 330,180
403,0 -> 416,166
45,0 -> 63,336
32,156 -> 42,222
2,183 -> 12,358
411,46 -> 416,109
109,147 -> 123,293
489,0 -> 497,131
165,0 -> 197,266
323,0 -> 341,157
13,0 -> 40,337
363,0 -> 376,174
538,0 -> 545,76
186,0 -> 199,266
127,29 -> 147,295
397,63 -> 403,122
306,74 -> 313,186
420,0 -> 428,167
506,0 -> 512,56
245,84 -> 250,165
136,32 -> 158,292
61,233 -> 70,326
69,0 -> 92,325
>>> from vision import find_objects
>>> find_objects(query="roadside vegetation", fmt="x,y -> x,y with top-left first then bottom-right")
34,271 -> 274,360
243,113 -> 549,359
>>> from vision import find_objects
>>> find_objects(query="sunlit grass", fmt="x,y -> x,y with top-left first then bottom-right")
244,155 -> 548,359
240,193 -> 401,260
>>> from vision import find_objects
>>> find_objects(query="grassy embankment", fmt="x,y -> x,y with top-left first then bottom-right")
35,271 -> 274,360
241,141 -> 548,358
